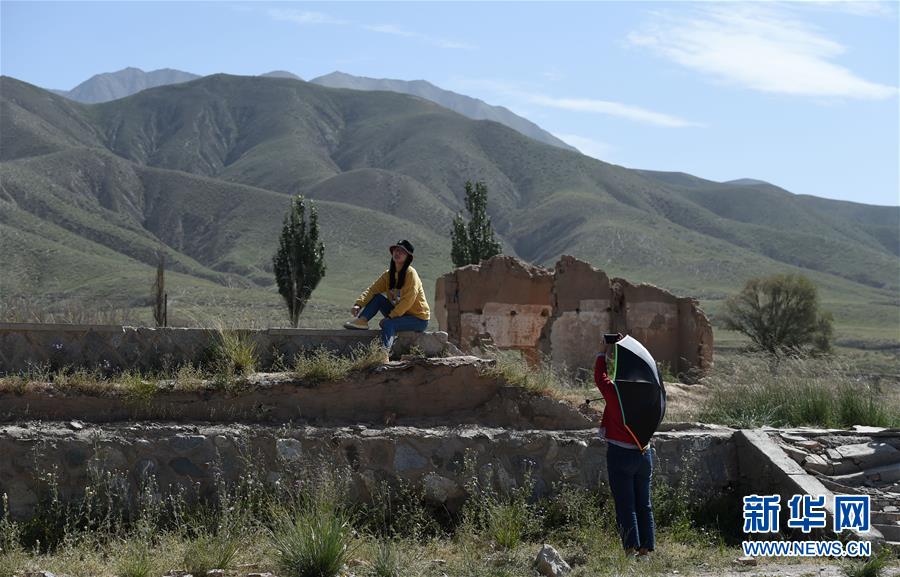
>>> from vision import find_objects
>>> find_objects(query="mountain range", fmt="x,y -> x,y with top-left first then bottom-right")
47,67 -> 576,152
2,73 -> 897,345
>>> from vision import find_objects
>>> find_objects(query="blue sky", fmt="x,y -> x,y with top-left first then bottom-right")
2,1 -> 898,206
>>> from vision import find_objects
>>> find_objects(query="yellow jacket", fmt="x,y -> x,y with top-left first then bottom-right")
355,266 -> 430,320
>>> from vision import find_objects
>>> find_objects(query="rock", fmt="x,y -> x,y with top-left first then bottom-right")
247,573 -> 275,577
803,454 -> 832,475
826,449 -> 843,461
206,571 -> 225,577
23,572 -> 58,577
835,443 -> 900,469
797,440 -> 823,451
276,438 -> 303,462
393,443 -> 428,472
67,420 -> 83,430
534,544 -> 571,577
781,444 -> 809,464
734,556 -> 757,566
163,572 -> 193,577
422,473 -> 463,504
171,434 -> 207,452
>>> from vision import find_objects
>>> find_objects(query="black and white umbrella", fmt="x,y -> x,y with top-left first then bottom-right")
610,335 -> 667,451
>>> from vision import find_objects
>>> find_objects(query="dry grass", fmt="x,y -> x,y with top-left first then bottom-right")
292,340 -> 389,383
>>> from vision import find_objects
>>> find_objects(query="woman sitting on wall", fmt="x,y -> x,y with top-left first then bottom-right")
343,240 -> 430,350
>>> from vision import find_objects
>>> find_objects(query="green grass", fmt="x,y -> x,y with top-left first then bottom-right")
699,354 -> 900,428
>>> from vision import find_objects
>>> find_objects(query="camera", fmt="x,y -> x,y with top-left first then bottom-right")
603,333 -> 620,344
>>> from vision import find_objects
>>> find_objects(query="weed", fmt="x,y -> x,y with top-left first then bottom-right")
294,341 -> 388,383
481,350 -> 567,396
212,327 -> 258,384
843,547 -> 895,577
182,529 -> 241,574
120,370 -> 157,404
371,540 -> 402,577
270,502 -> 354,577
116,537 -> 157,577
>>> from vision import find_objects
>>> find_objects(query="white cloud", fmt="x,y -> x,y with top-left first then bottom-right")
268,10 -> 474,50
363,24 -> 415,37
268,9 -> 348,26
800,1 -> 896,18
628,5 -> 897,99
530,95 -> 701,128
554,133 -> 615,160
447,76 -> 700,128
363,23 -> 476,50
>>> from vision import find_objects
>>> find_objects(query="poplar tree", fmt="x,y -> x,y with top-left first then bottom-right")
451,180 -> 502,267
273,196 -> 326,327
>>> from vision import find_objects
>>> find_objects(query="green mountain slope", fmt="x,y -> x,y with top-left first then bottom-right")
310,70 -> 578,152
1,74 -> 897,346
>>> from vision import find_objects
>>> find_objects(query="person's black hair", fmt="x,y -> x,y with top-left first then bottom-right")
389,256 -> 411,289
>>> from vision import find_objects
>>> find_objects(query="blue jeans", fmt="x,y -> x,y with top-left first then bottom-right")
359,293 -> 428,348
607,443 -> 655,551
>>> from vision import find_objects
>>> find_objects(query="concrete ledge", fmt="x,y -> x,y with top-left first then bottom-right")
737,429 -> 884,544
0,323 -> 460,374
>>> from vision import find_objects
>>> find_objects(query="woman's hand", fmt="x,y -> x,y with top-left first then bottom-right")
351,305 -> 361,317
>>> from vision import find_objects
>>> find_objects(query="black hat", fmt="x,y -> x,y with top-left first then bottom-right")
389,239 -> 414,262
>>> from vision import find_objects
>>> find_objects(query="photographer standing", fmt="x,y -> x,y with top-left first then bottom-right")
594,333 -> 657,560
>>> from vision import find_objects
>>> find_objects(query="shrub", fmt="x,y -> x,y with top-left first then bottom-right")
212,328 -> 258,381
486,500 -> 531,550
722,274 -> 833,355
270,503 -> 353,577
371,540 -> 402,577
182,529 -> 241,574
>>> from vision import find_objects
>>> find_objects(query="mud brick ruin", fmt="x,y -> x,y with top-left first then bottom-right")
435,255 -> 714,379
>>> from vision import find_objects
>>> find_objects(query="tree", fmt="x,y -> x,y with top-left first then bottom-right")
273,195 -> 326,327
152,249 -> 167,327
450,180 -> 502,267
722,274 -> 833,355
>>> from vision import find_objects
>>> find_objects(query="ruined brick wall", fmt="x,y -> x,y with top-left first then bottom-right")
434,255 -> 713,379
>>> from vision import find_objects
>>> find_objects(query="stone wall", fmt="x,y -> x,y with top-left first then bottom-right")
0,323 -> 458,374
435,255 -> 713,379
0,422 -> 739,519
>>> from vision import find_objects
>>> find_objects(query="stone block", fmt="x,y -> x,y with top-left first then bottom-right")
803,454 -> 832,475
423,473 -> 463,504
394,444 -> 428,472
836,443 -> 900,469
276,438 -> 303,463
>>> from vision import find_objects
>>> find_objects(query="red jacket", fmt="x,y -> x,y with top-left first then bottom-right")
594,354 -> 639,447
